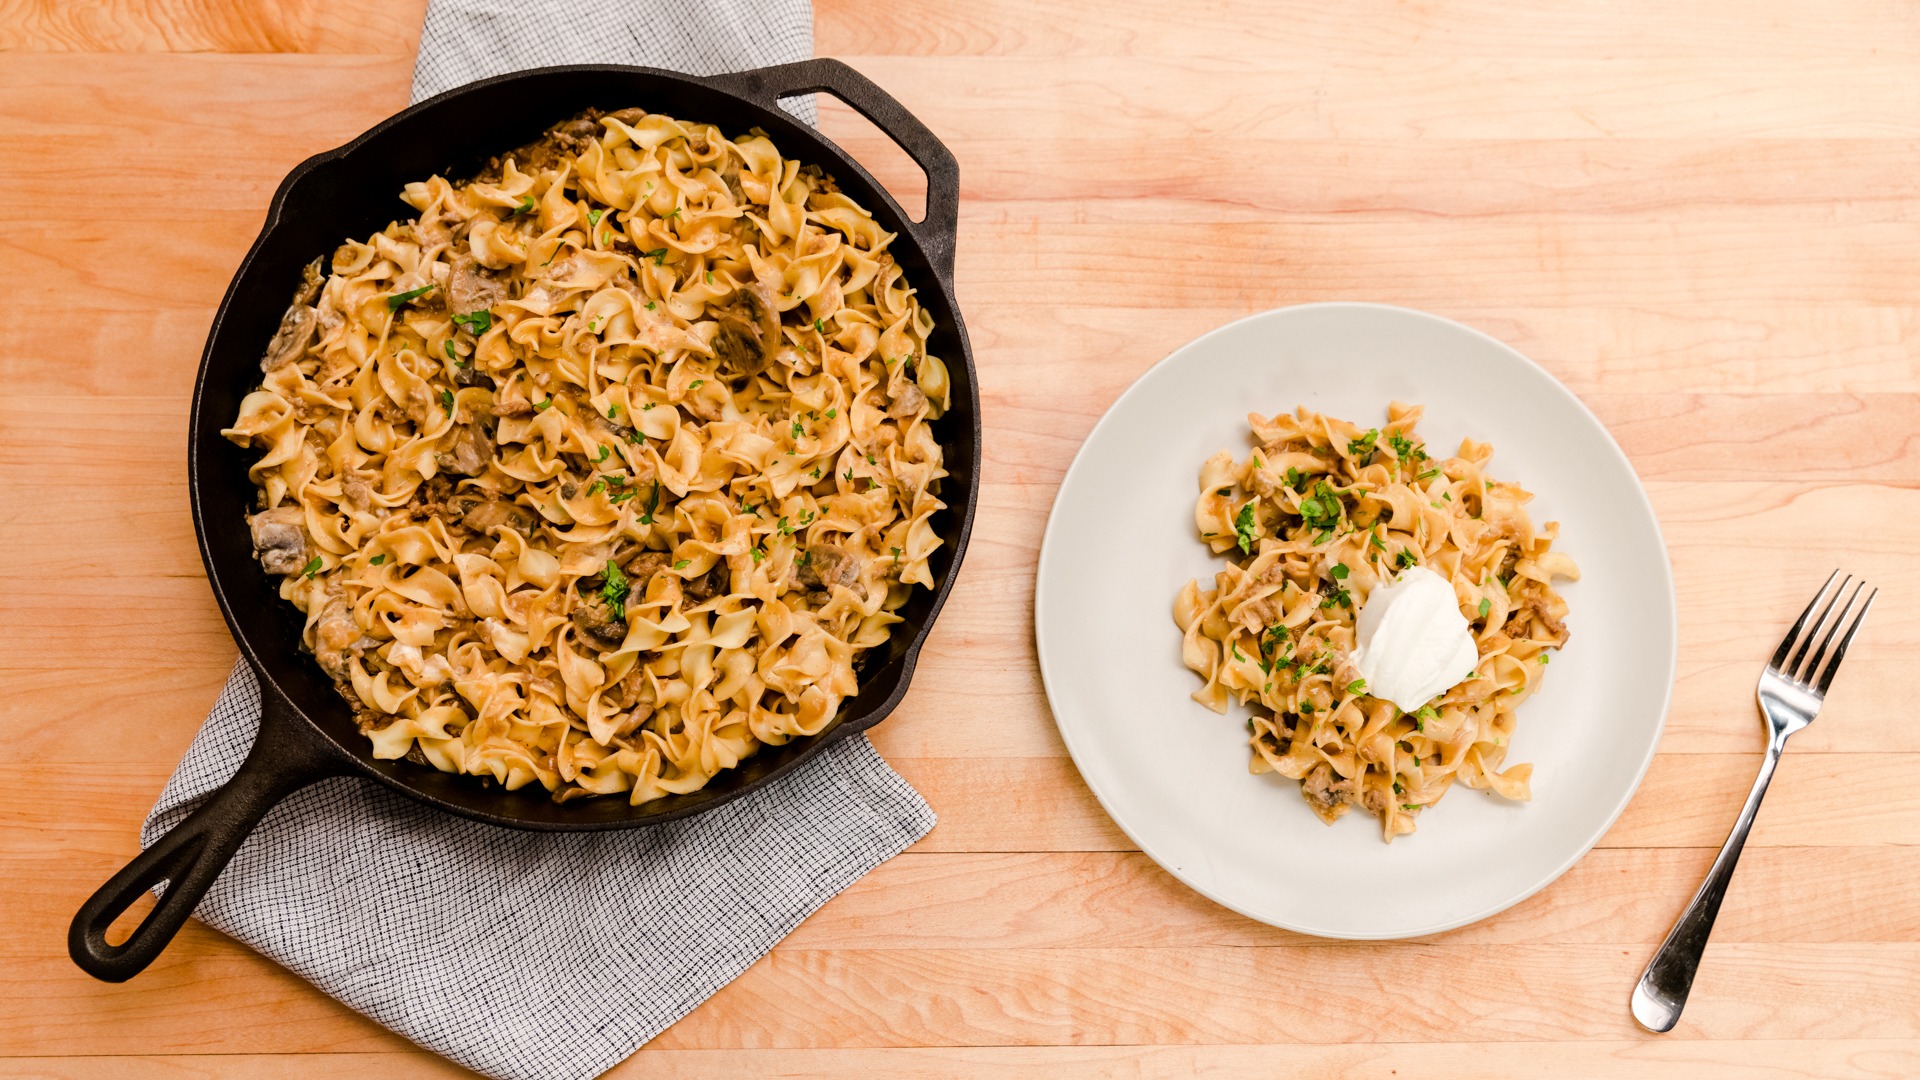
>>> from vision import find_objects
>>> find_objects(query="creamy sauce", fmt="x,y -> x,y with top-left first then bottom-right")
1352,566 -> 1478,712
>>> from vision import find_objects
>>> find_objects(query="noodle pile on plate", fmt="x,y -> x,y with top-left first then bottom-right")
1173,403 -> 1577,840
225,108 -> 950,803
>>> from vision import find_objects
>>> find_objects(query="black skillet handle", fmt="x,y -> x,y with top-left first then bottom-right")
68,687 -> 347,982
710,58 -> 961,285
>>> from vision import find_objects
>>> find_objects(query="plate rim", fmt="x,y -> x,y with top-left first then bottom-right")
1032,300 -> 1678,940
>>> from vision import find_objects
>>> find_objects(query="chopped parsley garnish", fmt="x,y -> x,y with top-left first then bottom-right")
1284,466 -> 1303,491
777,516 -> 793,536
1388,431 -> 1426,462
791,419 -> 804,440
642,248 -> 668,265
825,408 -> 837,419
1233,501 -> 1258,554
443,341 -> 458,362
1346,679 -> 1367,696
596,446 -> 610,462
673,559 -> 690,570
750,546 -> 765,564
1347,429 -> 1378,459
534,398 -> 553,411
1417,468 -> 1440,481
689,379 -> 704,390
301,555 -> 323,579
1216,487 -> 1232,496
642,402 -> 655,411
451,310 -> 492,334
890,545 -> 903,563
368,554 -> 386,566
1401,804 -> 1421,812
1478,597 -> 1492,619
1539,653 -> 1551,665
1369,530 -> 1386,551
600,561 -> 630,618
386,284 -> 436,311
511,195 -> 536,216
587,209 -> 604,227
1231,643 -> 1247,662
1297,481 -> 1341,533
638,482 -> 661,523
645,301 -> 656,311
666,207 -> 682,220
810,467 -> 822,479
1330,562 -> 1349,580
1299,701 -> 1316,714
438,389 -> 453,414
705,270 -> 714,284
588,479 -> 607,496
813,317 -> 827,334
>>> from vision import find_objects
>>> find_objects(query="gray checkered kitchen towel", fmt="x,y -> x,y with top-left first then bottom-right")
141,4 -> 936,1079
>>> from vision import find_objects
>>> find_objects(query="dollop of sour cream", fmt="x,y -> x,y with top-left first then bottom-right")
1352,566 -> 1479,713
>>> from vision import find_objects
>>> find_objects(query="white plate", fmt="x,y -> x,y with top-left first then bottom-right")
1034,302 -> 1676,939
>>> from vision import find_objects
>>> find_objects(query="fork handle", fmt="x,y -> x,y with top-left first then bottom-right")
1631,737 -> 1784,1032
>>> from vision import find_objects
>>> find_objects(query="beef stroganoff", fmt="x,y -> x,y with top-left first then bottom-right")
226,109 -> 949,803
1173,404 -> 1576,840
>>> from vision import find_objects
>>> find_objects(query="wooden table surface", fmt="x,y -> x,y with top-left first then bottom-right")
5,1 -> 1919,1076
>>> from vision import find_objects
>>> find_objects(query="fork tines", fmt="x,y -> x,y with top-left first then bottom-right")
1771,570 -> 1877,693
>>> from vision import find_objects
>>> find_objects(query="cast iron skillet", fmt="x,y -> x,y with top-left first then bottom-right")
69,59 -> 977,983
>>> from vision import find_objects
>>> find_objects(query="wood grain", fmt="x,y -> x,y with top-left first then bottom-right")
4,0 -> 1919,1076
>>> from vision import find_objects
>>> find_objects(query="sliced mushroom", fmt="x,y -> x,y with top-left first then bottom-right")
708,291 -> 776,377
447,253 -> 507,318
460,498 -> 536,536
262,303 -> 317,372
683,561 -> 731,601
247,506 -> 310,576
435,422 -> 491,477
797,543 -> 861,591
625,551 -> 671,586
570,607 -> 628,652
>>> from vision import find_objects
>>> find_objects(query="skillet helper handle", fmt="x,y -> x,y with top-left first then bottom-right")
711,58 -> 960,284
69,690 -> 346,982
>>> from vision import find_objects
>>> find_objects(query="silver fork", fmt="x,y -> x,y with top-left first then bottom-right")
1631,571 -> 1876,1033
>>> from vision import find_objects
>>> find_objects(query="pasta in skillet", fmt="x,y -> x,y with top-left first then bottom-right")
225,108 -> 950,803
1173,404 -> 1577,841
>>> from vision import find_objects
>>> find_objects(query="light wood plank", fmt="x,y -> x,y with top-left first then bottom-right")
13,1042 -> 1920,1079
5,941 -> 1915,1054
817,0 -> 1920,60
652,943 -> 1920,1047
0,0 -> 425,53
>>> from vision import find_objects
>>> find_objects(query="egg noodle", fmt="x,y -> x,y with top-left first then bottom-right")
226,109 -> 949,803
1173,404 -> 1577,840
